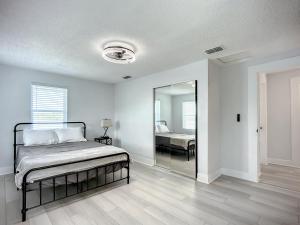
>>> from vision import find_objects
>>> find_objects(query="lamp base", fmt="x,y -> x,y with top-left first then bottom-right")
102,127 -> 109,139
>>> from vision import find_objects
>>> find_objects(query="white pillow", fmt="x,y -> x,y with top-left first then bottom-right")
23,129 -> 58,146
155,125 -> 159,133
55,127 -> 87,143
158,124 -> 170,133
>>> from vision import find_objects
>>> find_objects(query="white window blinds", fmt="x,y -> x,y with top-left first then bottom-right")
182,101 -> 196,129
31,84 -> 67,129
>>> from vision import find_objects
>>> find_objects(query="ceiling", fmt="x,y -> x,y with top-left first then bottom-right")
156,82 -> 195,96
0,0 -> 299,83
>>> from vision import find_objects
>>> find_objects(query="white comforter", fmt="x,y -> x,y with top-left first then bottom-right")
15,144 -> 128,188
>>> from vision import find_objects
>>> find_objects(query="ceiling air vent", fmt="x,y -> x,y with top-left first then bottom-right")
123,76 -> 132,79
205,46 -> 224,55
217,52 -> 251,64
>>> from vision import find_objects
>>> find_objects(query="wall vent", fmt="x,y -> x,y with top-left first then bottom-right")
123,76 -> 132,79
204,46 -> 224,55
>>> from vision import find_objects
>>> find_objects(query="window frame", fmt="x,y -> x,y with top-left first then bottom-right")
31,83 -> 68,128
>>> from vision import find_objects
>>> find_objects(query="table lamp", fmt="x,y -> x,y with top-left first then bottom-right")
101,119 -> 112,138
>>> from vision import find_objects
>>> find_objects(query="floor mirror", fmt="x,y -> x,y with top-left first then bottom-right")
154,80 -> 197,178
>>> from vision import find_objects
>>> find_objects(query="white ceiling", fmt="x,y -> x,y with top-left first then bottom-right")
0,0 -> 299,83
156,82 -> 195,96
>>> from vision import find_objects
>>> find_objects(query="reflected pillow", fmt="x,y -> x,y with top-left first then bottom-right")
158,124 -> 170,133
23,129 -> 58,146
155,125 -> 159,133
55,127 -> 87,143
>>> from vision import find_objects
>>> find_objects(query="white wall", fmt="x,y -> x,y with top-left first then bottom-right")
115,59 -> 221,182
219,63 -> 249,175
267,69 -> 300,161
171,94 -> 195,134
115,59 -> 222,183
219,50 -> 300,181
0,64 -> 115,174
208,61 -> 221,178
155,93 -> 173,130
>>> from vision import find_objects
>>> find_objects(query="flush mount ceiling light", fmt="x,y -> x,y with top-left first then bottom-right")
102,41 -> 136,64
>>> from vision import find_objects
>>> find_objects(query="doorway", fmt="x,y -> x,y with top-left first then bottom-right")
258,69 -> 300,191
154,81 -> 197,178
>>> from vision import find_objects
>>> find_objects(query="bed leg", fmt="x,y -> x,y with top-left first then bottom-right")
22,182 -> 27,222
22,209 -> 26,222
127,163 -> 130,184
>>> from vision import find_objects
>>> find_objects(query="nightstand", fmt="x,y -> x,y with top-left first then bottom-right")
94,137 -> 112,145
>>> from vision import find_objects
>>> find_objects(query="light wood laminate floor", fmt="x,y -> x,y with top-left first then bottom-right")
1,162 -> 300,225
260,164 -> 300,192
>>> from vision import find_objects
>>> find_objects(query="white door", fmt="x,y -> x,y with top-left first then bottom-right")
258,75 -> 268,167
291,77 -> 300,167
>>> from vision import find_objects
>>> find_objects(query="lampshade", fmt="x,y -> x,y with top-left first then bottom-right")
101,119 -> 112,128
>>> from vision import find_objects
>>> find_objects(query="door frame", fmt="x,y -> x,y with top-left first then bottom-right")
248,56 -> 300,182
258,73 -> 268,167
153,80 -> 198,179
290,76 -> 300,168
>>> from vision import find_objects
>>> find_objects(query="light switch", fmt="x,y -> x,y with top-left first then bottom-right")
237,114 -> 241,122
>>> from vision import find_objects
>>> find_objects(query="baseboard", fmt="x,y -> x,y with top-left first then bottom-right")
0,166 -> 13,175
197,172 -> 209,184
267,158 -> 300,168
221,168 -> 256,182
197,169 -> 221,184
257,168 -> 262,178
131,153 -> 154,166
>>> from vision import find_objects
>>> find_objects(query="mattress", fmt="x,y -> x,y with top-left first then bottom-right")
15,141 -> 129,188
155,133 -> 195,150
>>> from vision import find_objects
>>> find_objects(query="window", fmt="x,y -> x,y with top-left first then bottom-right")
155,100 -> 161,121
182,101 -> 196,129
31,84 -> 67,129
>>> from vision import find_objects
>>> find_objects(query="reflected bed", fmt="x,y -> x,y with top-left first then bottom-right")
155,120 -> 195,161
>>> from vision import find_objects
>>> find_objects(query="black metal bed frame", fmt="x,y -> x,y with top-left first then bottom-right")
14,122 -> 130,222
157,139 -> 195,161
155,120 -> 196,161
155,120 -> 168,126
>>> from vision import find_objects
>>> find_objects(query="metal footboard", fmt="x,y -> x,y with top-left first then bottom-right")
21,152 -> 130,221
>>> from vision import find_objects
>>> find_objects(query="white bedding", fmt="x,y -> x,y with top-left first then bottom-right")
156,133 -> 195,149
15,142 -> 129,188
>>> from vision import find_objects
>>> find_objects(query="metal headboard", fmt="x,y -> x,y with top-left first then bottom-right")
156,120 -> 167,126
13,122 -> 86,173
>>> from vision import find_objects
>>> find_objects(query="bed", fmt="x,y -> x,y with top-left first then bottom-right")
14,122 -> 130,222
155,120 -> 195,161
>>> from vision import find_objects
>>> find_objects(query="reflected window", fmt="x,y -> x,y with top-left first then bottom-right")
182,101 -> 195,129
155,100 -> 161,121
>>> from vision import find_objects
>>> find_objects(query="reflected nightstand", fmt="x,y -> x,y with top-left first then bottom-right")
94,137 -> 112,145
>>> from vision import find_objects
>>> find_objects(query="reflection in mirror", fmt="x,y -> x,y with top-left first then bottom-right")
154,81 -> 197,178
